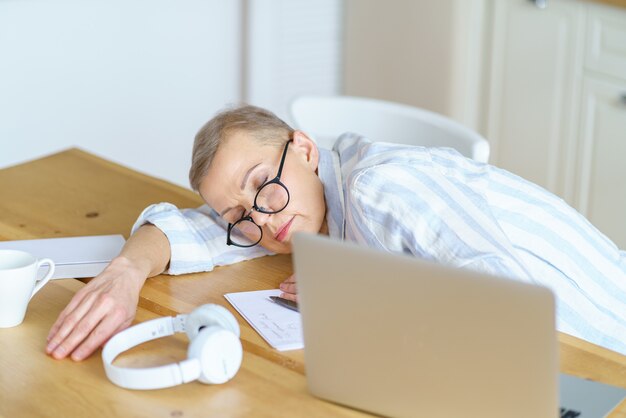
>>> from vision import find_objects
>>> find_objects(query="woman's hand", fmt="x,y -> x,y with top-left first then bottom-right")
46,224 -> 170,361
279,274 -> 298,302
46,256 -> 147,361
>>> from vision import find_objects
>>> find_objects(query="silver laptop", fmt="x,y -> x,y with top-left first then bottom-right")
292,233 -> 558,418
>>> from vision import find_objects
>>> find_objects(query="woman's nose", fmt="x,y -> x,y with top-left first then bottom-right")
250,210 -> 271,226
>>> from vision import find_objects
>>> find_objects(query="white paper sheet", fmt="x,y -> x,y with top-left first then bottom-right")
224,289 -> 303,351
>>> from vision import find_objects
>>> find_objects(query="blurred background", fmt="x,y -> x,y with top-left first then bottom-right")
1,0 -> 625,246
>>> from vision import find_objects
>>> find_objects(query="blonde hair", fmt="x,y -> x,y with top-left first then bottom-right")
189,104 -> 294,191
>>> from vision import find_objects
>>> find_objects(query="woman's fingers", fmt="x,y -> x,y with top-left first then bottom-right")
47,286 -> 91,342
70,305 -> 134,361
279,291 -> 298,303
46,290 -> 99,355
46,261 -> 144,360
279,274 -> 298,302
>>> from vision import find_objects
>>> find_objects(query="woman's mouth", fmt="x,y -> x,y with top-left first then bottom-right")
275,216 -> 295,242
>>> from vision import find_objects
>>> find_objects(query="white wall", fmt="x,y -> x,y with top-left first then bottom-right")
0,0 -> 242,188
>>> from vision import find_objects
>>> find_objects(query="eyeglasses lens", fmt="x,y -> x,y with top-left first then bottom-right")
255,182 -> 289,214
229,219 -> 262,247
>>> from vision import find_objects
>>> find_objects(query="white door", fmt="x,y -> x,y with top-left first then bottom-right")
575,77 -> 626,248
486,0 -> 585,203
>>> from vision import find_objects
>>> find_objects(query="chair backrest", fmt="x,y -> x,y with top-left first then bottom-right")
290,95 -> 490,163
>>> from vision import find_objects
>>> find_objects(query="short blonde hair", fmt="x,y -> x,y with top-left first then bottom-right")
189,104 -> 294,191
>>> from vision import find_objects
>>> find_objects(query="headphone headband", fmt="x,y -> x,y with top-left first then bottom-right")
102,305 -> 242,390
102,314 -> 202,390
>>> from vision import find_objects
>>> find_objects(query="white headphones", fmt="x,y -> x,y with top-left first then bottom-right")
102,304 -> 243,390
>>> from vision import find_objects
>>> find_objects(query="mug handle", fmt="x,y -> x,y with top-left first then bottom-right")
31,258 -> 55,300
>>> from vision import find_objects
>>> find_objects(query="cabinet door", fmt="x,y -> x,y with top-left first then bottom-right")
576,77 -> 626,248
585,3 -> 626,82
486,0 -> 585,202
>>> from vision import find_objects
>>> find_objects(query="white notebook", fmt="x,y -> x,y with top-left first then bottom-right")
224,289 -> 303,351
0,235 -> 125,280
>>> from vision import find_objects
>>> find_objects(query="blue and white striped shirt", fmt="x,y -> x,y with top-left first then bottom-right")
134,133 -> 626,354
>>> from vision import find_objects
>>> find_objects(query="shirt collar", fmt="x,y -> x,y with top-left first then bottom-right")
317,147 -> 345,240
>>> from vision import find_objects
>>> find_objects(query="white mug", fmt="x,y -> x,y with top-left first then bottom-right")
0,250 -> 55,328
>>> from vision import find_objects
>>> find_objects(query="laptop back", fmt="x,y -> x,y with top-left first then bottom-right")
293,233 -> 558,418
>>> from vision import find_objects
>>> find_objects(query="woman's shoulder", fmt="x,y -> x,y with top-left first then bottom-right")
335,134 -> 431,174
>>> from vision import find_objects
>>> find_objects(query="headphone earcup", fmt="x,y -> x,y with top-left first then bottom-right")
185,304 -> 240,341
187,326 -> 243,384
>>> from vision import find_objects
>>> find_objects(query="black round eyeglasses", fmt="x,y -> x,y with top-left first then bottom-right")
226,140 -> 292,247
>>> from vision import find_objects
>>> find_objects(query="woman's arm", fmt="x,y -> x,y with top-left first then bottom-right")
46,224 -> 170,361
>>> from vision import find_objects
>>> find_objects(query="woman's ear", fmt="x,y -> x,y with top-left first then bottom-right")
291,130 -> 319,170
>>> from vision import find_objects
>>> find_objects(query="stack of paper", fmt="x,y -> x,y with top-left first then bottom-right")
225,289 -> 303,351
0,235 -> 125,280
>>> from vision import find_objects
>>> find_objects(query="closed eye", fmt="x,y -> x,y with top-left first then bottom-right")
224,207 -> 247,224
256,175 -> 269,191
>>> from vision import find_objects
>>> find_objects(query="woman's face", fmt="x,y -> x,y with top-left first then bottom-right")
198,130 -> 327,254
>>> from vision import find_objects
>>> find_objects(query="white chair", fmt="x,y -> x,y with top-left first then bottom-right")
290,95 -> 490,163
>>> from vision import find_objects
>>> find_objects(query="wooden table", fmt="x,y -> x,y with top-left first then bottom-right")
2,148 -> 626,417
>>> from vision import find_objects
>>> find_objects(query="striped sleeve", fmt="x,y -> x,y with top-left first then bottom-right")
132,203 -> 272,275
